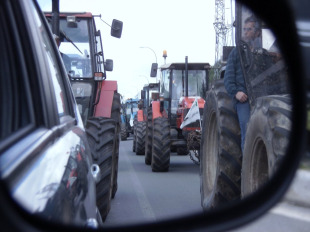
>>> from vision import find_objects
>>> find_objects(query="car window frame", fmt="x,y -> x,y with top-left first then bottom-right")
0,0 -> 79,178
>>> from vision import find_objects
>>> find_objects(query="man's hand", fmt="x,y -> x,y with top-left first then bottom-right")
235,91 -> 248,103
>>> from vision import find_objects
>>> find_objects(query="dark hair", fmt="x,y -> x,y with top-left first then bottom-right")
245,15 -> 261,32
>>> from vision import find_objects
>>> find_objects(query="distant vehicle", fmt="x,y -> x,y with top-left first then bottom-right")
138,83 -> 160,162
147,60 -> 210,171
120,98 -> 140,141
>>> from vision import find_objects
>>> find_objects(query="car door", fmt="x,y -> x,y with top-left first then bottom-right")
0,0 -> 98,227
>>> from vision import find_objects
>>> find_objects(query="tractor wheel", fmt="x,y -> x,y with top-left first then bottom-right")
111,92 -> 121,199
151,117 -> 170,172
120,123 -> 127,141
135,121 -> 146,155
132,126 -> 136,152
86,117 -> 116,221
241,95 -> 291,197
200,80 -> 242,210
145,109 -> 153,165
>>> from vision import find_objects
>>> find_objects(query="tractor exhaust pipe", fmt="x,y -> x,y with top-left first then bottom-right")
185,56 -> 188,97
52,0 -> 60,37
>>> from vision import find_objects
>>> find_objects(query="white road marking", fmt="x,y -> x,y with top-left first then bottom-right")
271,202 -> 310,222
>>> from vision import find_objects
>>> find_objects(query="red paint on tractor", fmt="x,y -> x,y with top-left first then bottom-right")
94,80 -> 117,118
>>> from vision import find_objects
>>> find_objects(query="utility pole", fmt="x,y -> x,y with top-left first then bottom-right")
214,0 -> 234,78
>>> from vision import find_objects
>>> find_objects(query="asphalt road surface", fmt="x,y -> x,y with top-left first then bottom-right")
104,138 -> 202,226
103,138 -> 310,231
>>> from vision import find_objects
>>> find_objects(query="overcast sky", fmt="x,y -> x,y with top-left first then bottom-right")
38,0 -> 235,99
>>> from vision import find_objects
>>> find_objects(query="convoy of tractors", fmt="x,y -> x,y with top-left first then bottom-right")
39,0 -> 290,223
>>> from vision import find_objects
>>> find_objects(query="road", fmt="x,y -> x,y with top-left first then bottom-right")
103,138 -> 310,231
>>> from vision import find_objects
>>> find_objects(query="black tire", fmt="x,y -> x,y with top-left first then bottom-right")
200,80 -> 242,210
111,92 -> 121,199
241,95 -> 292,197
120,123 -> 127,141
145,109 -> 153,165
151,117 -> 170,172
132,126 -> 136,152
86,117 -> 116,221
135,121 -> 146,155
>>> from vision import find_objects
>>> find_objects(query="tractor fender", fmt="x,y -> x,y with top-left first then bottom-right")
152,101 -> 162,119
94,80 -> 118,118
137,109 -> 144,122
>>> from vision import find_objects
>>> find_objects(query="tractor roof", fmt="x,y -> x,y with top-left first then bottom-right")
44,12 -> 93,18
160,63 -> 211,71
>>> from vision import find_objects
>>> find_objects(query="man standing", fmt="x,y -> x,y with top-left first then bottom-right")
223,15 -> 261,152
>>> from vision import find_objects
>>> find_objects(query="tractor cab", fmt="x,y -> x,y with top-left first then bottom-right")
159,62 -> 210,130
45,12 -> 123,124
141,83 -> 160,120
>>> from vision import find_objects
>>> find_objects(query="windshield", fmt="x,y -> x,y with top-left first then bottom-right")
58,18 -> 92,78
171,70 -> 207,100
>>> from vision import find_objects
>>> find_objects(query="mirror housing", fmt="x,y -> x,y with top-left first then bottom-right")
105,59 -> 113,72
111,19 -> 123,38
150,63 -> 158,77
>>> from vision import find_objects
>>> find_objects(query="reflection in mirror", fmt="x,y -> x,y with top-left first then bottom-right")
2,0 -> 293,229
200,2 -> 291,211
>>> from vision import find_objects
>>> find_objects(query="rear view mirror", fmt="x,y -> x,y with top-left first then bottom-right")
105,59 -> 113,72
150,63 -> 158,77
111,19 -> 123,38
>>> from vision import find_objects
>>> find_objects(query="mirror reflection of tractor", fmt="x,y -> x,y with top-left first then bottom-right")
45,2 -> 123,222
200,3 -> 291,210
120,98 -> 140,141
147,57 -> 211,172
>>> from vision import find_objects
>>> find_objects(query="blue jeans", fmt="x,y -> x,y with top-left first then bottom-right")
235,101 -> 250,152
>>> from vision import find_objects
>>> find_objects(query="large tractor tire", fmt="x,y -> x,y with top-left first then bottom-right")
200,80 -> 242,210
145,109 -> 153,165
151,117 -> 171,172
241,95 -> 292,197
86,117 -> 116,221
111,92 -> 121,199
135,121 -> 146,155
120,123 -> 127,141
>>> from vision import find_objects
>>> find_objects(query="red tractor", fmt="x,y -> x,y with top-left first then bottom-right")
146,58 -> 210,172
45,2 -> 123,221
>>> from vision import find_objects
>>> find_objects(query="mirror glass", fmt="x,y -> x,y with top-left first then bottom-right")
3,0 -> 292,228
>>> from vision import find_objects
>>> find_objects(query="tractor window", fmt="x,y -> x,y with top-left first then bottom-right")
58,19 -> 92,78
188,70 -> 207,99
160,69 -> 170,99
71,82 -> 93,123
172,70 -> 184,100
